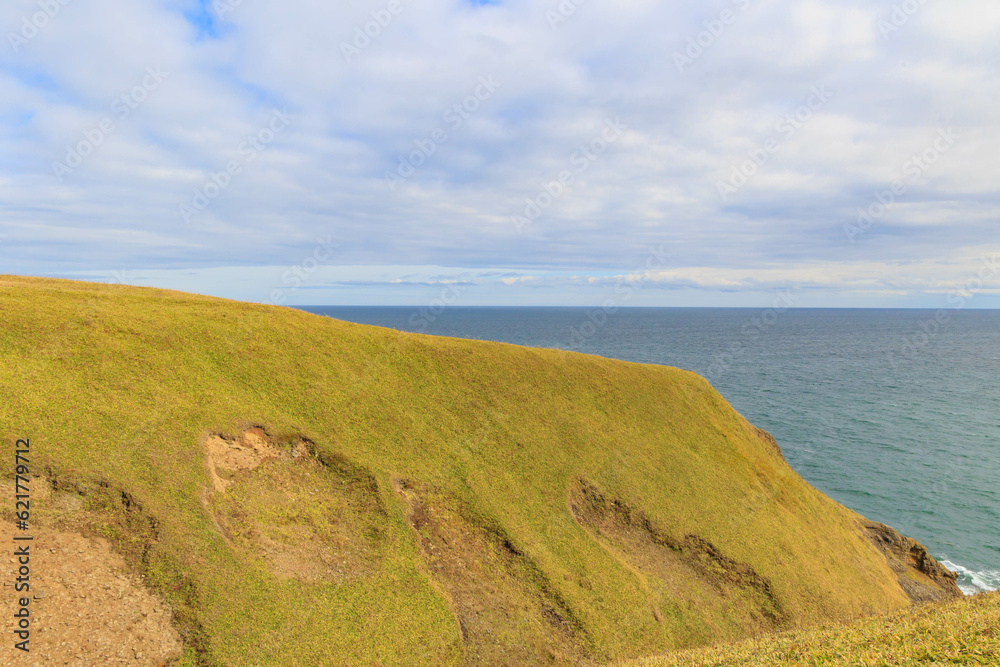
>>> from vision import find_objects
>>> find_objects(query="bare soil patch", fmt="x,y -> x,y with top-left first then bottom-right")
203,427 -> 307,492
0,517 -> 182,666
393,478 -> 590,666
204,428 -> 387,584
569,478 -> 786,641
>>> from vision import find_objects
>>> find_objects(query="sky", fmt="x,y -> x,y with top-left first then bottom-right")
1,0 -> 999,307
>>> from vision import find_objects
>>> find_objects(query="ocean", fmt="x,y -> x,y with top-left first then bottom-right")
298,306 -> 1000,595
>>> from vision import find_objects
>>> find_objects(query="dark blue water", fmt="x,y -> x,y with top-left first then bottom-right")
299,306 -> 1000,594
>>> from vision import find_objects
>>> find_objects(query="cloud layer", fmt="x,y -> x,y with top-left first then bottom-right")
1,0 -> 998,305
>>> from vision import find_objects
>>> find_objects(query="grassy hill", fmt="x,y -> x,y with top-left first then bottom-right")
0,276 -> 962,666
619,590 -> 999,666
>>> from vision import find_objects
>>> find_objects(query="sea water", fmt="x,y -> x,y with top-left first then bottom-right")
299,306 -> 1000,595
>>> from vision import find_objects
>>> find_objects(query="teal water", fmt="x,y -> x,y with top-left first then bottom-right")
300,306 -> 1000,594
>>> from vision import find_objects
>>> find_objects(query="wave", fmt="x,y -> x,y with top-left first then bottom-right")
940,560 -> 1000,595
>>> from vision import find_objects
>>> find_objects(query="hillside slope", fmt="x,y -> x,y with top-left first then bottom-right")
0,277 -> 960,665
620,590 -> 999,667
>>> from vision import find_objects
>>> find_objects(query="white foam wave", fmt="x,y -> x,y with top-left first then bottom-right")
940,560 -> 1000,595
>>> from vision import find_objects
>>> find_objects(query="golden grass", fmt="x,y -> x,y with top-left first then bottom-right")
620,590 -> 1000,667
0,276 -> 949,665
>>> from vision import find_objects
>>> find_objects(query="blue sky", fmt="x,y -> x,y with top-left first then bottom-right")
1,0 -> 999,307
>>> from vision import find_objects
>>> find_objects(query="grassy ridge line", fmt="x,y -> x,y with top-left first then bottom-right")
0,276 -> 932,664
619,591 -> 1000,667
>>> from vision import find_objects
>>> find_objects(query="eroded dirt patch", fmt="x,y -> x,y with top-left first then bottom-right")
569,478 -> 786,641
0,518 -> 182,667
204,427 -> 308,492
1,475 -> 208,664
205,429 -> 388,584
393,478 -> 590,667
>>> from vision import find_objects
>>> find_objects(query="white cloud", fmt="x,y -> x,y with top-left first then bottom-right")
0,0 -> 997,306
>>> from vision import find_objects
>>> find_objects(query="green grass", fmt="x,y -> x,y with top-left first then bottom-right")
620,590 -> 1000,666
0,276 -> 954,665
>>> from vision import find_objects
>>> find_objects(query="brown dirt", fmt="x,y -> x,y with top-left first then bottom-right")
861,519 -> 963,604
393,478 -> 591,667
569,478 -> 786,641
0,518 -> 183,666
203,427 -> 307,492
204,428 -> 387,584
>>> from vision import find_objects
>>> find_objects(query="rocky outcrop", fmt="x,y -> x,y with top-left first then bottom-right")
862,520 -> 963,604
755,427 -> 786,462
